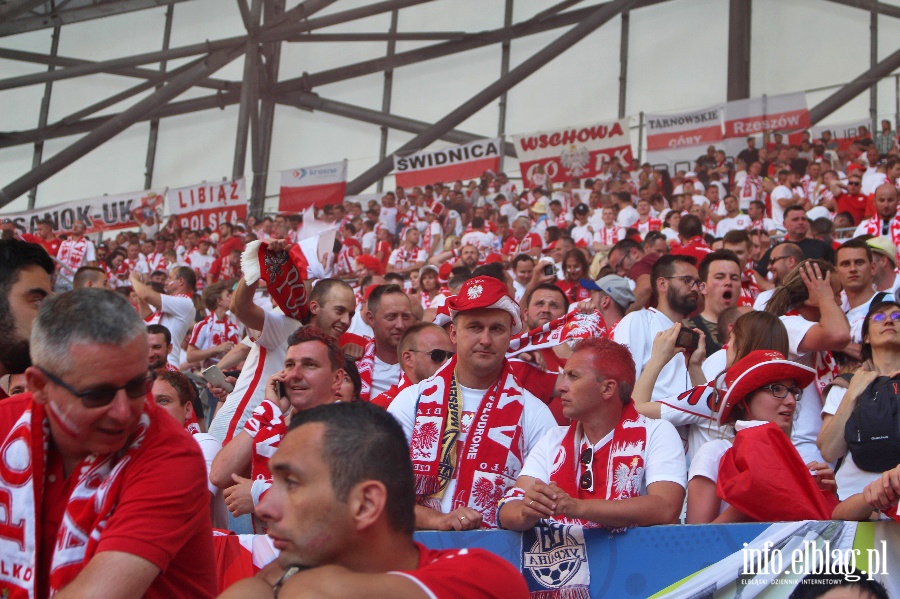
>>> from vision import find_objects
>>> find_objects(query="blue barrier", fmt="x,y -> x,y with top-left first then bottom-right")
415,521 -> 900,598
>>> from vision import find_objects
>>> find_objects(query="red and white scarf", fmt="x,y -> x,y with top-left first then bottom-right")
507,310 -> 607,361
357,340 -> 377,402
595,226 -> 624,246
0,396 -> 151,598
546,403 -> 648,529
410,357 -> 526,528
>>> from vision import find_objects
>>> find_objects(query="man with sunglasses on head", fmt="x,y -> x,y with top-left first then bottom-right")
498,337 -> 685,531
2,288 -> 216,598
372,322 -> 454,409
614,254 -> 701,401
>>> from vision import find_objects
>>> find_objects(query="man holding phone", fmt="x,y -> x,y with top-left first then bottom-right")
614,254 -> 701,401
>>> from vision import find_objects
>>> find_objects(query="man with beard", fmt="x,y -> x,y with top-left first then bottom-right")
614,255 -> 700,400
147,324 -> 177,373
428,243 -> 479,272
0,239 -> 54,395
685,251 -> 742,355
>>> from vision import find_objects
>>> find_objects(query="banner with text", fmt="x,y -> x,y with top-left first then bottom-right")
645,105 -> 724,172
166,178 -> 247,230
724,92 -> 810,139
1,188 -> 165,235
393,138 -> 502,188
279,160 -> 348,213
512,119 -> 633,188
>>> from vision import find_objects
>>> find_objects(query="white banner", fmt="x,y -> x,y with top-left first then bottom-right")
166,178 -> 247,230
1,188 -> 165,235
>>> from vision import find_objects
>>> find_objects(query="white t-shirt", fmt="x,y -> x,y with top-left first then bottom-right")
821,386 -> 881,500
702,349 -> 728,382
614,308 -> 691,400
388,247 -> 426,271
208,310 -> 301,443
616,205 -> 639,228
518,419 -> 687,493
687,438 -> 732,515
388,377 -> 556,515
193,432 -> 228,529
159,294 -> 197,368
372,355 -> 401,398
570,224 -> 593,247
57,237 -> 96,274
362,231 -> 377,254
779,314 -> 828,464
752,288 -> 775,311
770,185 -> 794,225
380,206 -> 398,233
715,214 -> 752,237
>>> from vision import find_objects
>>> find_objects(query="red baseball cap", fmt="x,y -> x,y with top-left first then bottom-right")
445,276 -> 523,334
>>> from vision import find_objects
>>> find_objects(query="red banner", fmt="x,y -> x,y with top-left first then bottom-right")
511,119 -> 633,188
724,93 -> 810,138
279,161 -> 347,213
166,178 -> 247,230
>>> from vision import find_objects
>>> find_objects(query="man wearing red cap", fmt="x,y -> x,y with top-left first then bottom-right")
388,276 -> 556,530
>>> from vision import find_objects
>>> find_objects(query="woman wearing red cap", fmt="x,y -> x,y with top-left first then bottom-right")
686,350 -> 838,523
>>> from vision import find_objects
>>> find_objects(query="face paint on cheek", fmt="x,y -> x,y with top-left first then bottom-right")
46,398 -> 85,438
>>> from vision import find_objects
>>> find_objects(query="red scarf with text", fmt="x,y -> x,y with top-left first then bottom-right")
548,403 -> 647,529
242,241 -> 311,321
0,395 -> 152,598
410,357 -> 526,528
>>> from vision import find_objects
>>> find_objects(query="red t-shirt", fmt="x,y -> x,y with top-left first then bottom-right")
836,192 -> 868,225
394,543 -> 528,599
672,238 -> 712,265
0,394 -> 219,599
217,235 -> 244,258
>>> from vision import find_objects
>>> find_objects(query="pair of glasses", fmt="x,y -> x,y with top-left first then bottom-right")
847,182 -> 862,186
408,349 -> 454,363
665,275 -> 701,288
760,383 -> 803,401
870,312 -> 900,324
579,446 -> 593,491
37,366 -> 154,409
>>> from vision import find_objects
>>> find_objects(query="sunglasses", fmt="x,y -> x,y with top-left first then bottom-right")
870,311 -> 900,324
408,349 -> 454,363
38,366 -> 154,409
579,446 -> 593,491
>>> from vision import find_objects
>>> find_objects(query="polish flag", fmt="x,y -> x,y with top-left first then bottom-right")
279,160 -> 348,212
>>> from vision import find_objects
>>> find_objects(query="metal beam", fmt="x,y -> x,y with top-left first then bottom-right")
0,47 -> 234,91
250,0 -> 284,218
286,31 -> 465,41
376,9 -> 398,193
0,0 -> 48,21
347,0 -> 636,194
27,22 -> 59,209
819,0 -> 900,19
0,45 -> 245,207
279,92 -> 519,157
276,0 -> 670,93
809,45 -> 900,124
0,0 -> 436,91
726,0 -> 751,100
497,0 -> 513,172
144,1 -> 175,190
0,0 -> 196,37
870,2 -> 878,132
617,10 -> 628,118
233,0 -> 262,180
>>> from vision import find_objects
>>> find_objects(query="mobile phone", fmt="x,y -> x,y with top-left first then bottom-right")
675,328 -> 700,351
277,381 -> 286,399
201,365 -> 234,392
543,264 -> 556,276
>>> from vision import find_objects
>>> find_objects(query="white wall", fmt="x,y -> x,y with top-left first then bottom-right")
1,0 -> 899,214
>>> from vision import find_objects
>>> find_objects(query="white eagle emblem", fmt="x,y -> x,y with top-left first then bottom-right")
467,283 -> 483,300
559,144 -> 590,178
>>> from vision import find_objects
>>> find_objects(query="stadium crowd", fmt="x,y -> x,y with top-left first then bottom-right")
3,123 -> 900,597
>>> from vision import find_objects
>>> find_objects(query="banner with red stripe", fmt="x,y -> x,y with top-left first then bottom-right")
279,160 -> 348,213
393,138 -> 501,188
511,119 -> 633,188
723,92 -> 810,138
166,178 -> 247,230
